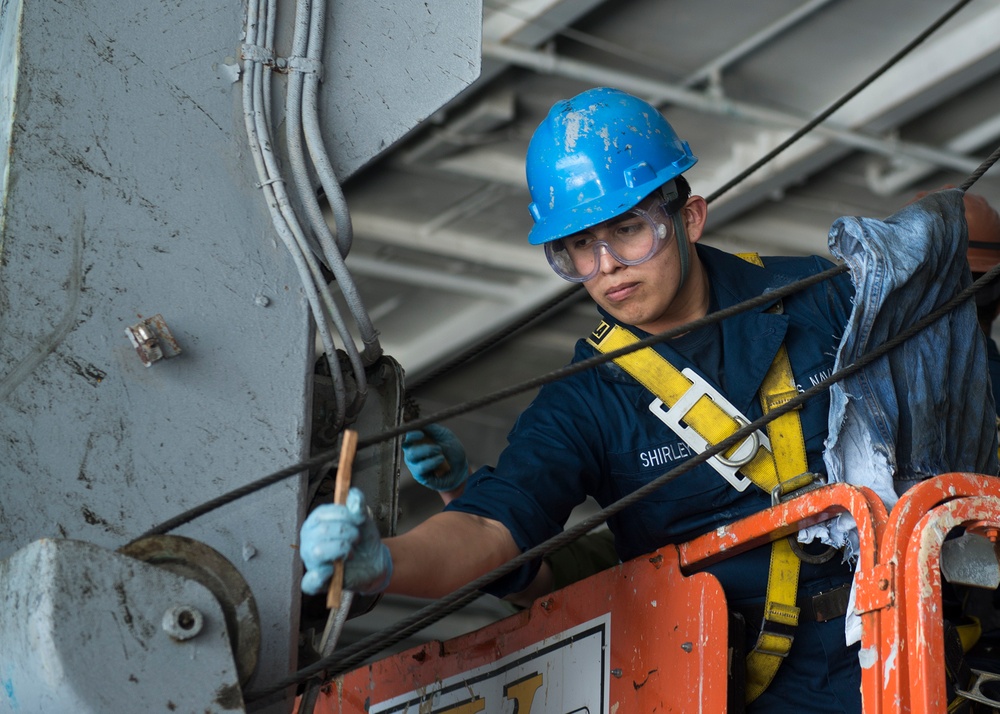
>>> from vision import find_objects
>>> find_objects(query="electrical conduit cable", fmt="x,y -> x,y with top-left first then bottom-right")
243,0 -> 348,428
284,0 -> 366,416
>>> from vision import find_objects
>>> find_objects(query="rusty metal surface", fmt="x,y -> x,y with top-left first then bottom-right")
120,534 -> 261,685
125,313 -> 183,367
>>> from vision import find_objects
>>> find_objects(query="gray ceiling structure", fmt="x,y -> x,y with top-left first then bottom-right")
335,0 -> 1000,654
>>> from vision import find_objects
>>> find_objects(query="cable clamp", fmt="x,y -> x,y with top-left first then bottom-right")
286,56 -> 324,77
240,43 -> 275,65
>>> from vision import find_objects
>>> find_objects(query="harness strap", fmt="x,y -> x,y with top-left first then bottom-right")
586,253 -> 809,703
746,341 -> 805,702
589,322 -> 779,490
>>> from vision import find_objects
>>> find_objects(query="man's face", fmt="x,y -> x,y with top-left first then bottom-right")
579,196 -> 708,334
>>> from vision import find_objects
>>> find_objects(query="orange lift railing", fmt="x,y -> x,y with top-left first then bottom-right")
314,541 -> 732,712
878,473 -> 1000,713
301,475 -> 1000,714
679,482 -> 889,713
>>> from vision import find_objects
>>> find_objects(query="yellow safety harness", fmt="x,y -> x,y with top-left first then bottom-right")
586,253 -> 809,703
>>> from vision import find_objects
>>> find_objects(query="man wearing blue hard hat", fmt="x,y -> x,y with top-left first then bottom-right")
299,87 -> 998,712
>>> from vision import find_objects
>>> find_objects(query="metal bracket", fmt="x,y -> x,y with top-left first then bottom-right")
125,314 -> 182,367
958,670 -> 1000,707
771,472 -> 826,507
854,563 -> 895,614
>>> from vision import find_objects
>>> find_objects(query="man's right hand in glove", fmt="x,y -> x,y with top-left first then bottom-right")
299,487 -> 393,596
401,424 -> 470,494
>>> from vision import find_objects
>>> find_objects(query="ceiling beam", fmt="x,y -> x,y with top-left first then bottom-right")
376,278 -> 571,379
483,0 -> 608,45
350,211 -> 553,276
680,0 -> 840,89
347,254 -> 540,301
481,40 -> 983,175
867,112 -> 1000,196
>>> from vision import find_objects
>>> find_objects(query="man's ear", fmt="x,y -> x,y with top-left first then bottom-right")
681,196 -> 708,244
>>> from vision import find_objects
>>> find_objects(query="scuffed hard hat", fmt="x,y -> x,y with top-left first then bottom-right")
525,87 -> 697,246
964,192 -> 1000,273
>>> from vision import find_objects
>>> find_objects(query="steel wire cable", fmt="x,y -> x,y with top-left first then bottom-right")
126,261 -> 845,544
407,0 -> 977,392
247,205 -> 1000,699
242,136 -> 1000,700
215,165 -> 1000,702
704,0 -> 975,204
961,144 -> 1000,193
132,143 -> 1000,550
132,131 -> 998,547
137,0 -> 997,693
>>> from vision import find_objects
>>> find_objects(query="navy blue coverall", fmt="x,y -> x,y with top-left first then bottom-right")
447,243 -> 861,712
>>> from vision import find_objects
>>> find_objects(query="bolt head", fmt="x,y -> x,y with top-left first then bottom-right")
162,605 -> 204,640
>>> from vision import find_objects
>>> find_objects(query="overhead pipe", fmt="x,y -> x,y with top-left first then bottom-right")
482,41 -> 981,176
345,255 -> 534,301
867,113 -> 1000,195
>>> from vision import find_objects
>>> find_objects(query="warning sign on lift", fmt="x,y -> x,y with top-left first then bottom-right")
371,615 -> 610,713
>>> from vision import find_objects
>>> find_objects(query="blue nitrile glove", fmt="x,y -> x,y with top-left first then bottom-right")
401,424 -> 470,492
299,487 -> 393,596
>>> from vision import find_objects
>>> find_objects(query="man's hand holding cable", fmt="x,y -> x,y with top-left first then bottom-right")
402,424 -> 470,494
299,487 -> 392,596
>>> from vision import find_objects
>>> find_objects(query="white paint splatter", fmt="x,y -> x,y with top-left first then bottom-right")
858,646 -> 878,669
563,111 -> 584,151
882,643 -> 898,683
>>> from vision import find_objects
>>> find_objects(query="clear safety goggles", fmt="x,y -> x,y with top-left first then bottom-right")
544,199 -> 677,283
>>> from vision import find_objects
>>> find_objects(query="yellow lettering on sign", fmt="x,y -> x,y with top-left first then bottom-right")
438,697 -> 485,714
504,673 -> 544,713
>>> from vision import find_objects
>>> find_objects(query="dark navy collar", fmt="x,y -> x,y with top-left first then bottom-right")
591,243 -> 794,414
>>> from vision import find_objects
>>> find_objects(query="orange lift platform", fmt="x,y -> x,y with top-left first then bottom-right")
302,474 -> 1000,713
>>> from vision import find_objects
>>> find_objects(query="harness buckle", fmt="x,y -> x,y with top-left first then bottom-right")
770,472 -> 826,507
752,632 -> 795,659
771,473 -> 840,563
752,607 -> 798,658
649,367 -> 771,492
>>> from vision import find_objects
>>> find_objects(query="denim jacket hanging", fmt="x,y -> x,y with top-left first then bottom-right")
809,189 -> 1000,643
823,188 -> 998,510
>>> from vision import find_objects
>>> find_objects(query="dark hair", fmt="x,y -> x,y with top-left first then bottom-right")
659,175 -> 692,214
674,174 -> 692,202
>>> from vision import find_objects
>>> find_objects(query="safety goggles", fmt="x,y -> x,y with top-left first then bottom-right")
544,199 -> 677,282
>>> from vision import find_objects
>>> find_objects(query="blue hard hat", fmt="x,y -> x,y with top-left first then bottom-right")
525,87 -> 697,246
